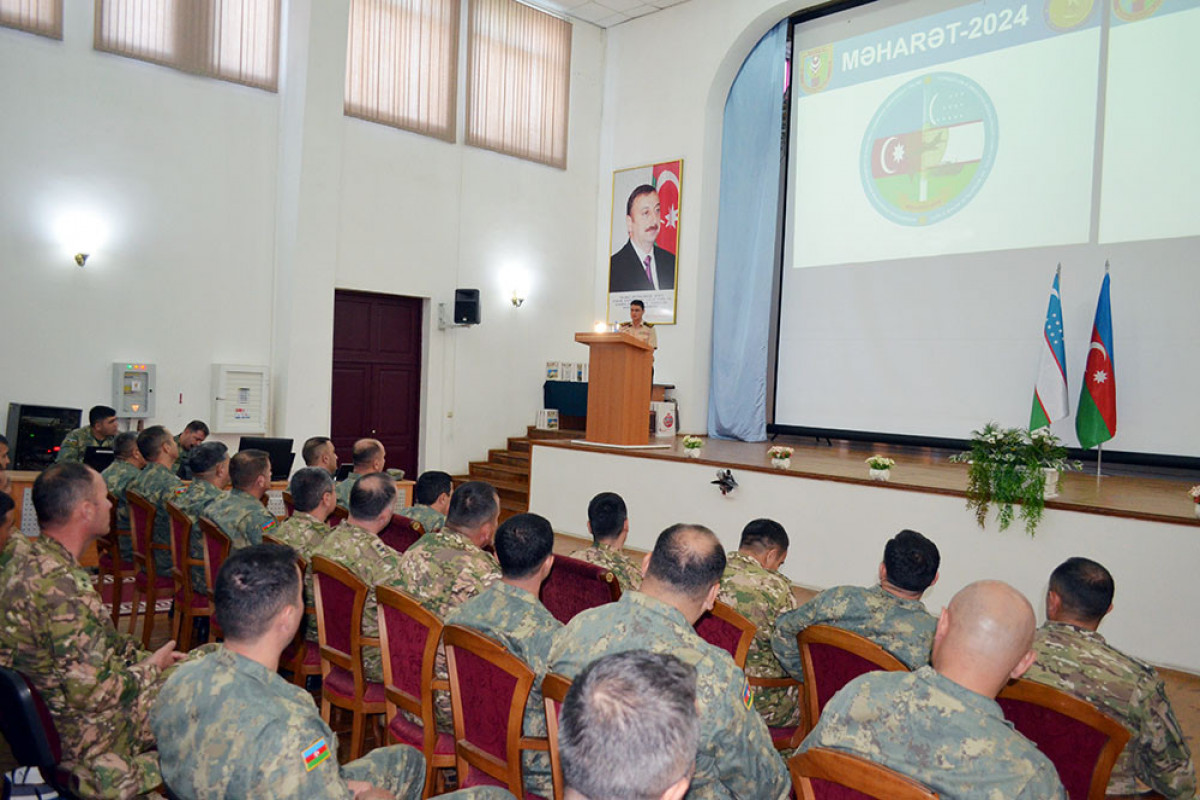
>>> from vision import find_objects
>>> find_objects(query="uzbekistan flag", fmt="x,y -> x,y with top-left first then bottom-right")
1076,270 -> 1116,449
1031,267 -> 1069,430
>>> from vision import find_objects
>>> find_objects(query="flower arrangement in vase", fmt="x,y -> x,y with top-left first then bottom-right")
681,435 -> 704,458
1190,486 -> 1200,519
767,446 -> 793,469
865,455 -> 895,481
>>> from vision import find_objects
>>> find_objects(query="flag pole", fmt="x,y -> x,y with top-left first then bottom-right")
1096,442 -> 1103,479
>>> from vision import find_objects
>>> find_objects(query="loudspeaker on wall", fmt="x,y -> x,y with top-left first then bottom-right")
454,289 -> 481,325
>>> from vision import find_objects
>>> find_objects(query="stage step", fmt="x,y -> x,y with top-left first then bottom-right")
506,437 -> 531,453
457,426 -> 580,521
468,461 -> 529,485
525,426 -> 583,440
488,449 -> 529,467
452,474 -> 529,506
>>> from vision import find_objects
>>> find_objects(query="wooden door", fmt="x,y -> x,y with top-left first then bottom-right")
331,290 -> 423,480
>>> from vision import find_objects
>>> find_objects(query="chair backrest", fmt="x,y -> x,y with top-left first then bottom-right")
311,555 -> 368,681
125,489 -> 157,568
538,553 -> 622,624
542,672 -> 573,800
800,625 -> 908,736
329,505 -> 349,527
197,518 -> 232,600
101,490 -> 122,565
694,600 -> 757,669
443,624 -> 537,794
0,666 -> 61,772
379,514 -> 424,555
376,585 -> 445,748
996,678 -> 1130,800
165,501 -> 194,597
788,747 -> 939,800
281,491 -> 295,518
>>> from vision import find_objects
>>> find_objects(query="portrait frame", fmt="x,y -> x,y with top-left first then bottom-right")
607,159 -> 683,326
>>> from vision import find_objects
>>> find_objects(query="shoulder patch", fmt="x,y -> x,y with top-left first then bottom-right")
262,518 -> 278,532
741,678 -> 754,710
302,738 -> 331,771
173,485 -> 188,495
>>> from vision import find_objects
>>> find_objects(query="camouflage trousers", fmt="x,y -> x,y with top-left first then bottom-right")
342,743 -> 426,798
754,683 -> 802,730
63,679 -> 161,798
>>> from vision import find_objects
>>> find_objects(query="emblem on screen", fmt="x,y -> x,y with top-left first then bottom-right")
860,72 -> 998,226
1112,0 -> 1162,22
798,45 -> 833,94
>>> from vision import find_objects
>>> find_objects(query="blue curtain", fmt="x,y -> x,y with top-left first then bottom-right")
707,21 -> 787,441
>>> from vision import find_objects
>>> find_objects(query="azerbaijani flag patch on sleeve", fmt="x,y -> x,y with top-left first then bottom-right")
173,486 -> 188,495
741,679 -> 754,710
262,518 -> 278,532
302,738 -> 331,771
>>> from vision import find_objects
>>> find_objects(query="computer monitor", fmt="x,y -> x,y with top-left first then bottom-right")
83,447 -> 116,473
237,436 -> 295,481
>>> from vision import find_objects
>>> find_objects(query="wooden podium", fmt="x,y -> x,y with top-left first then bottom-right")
574,331 -> 653,446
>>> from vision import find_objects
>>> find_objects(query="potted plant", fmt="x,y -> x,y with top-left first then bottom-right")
949,423 -> 1079,536
865,455 -> 895,481
767,445 -> 793,469
1190,486 -> 1200,520
681,435 -> 704,458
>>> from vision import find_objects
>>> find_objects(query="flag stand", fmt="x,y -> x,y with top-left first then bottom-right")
1096,443 -> 1103,480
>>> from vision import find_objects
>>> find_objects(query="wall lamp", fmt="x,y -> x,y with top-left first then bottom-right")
74,253 -> 89,267
511,291 -> 525,308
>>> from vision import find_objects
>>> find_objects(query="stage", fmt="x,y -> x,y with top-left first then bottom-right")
527,435 -> 1200,673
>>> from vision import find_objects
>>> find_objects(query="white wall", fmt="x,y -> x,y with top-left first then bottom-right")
0,2 -> 605,474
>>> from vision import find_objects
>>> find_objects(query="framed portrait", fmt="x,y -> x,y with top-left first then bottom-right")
607,159 -> 683,325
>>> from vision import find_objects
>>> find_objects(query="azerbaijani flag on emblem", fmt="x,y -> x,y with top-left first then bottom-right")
1030,267 -> 1069,431
302,738 -> 331,772
1076,269 -> 1116,449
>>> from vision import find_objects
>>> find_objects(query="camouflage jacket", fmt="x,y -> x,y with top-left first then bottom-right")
170,434 -> 198,479
799,665 -> 1066,799
309,522 -> 406,682
547,592 -> 790,800
718,551 -> 800,728
448,582 -> 563,797
170,480 -> 227,595
569,541 -> 643,592
1025,622 -> 1197,798
397,527 -> 501,620
0,534 -> 164,798
334,472 -> 363,508
101,459 -> 142,534
127,461 -> 184,576
272,512 -> 332,619
151,646 -> 425,799
55,426 -> 114,464
204,488 -> 278,550
397,504 -> 445,534
772,583 -> 936,679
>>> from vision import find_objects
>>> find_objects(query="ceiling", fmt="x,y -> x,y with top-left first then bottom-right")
529,0 -> 692,28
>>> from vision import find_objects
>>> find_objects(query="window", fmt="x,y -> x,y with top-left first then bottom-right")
466,0 -> 571,169
345,0 -> 460,142
0,0 -> 62,39
94,0 -> 280,92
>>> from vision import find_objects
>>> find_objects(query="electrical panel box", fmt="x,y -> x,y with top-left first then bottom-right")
211,365 -> 269,434
112,362 -> 156,418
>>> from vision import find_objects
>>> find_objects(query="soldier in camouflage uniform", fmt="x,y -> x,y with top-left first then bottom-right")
549,524 -> 790,800
126,425 -> 183,576
799,580 -> 1066,799
100,431 -> 144,561
1025,557 -> 1197,798
773,528 -> 940,679
335,438 -> 386,507
570,490 -> 643,591
55,405 -> 119,464
447,513 -> 562,797
397,469 -> 453,533
170,419 -> 209,479
168,442 -> 230,595
152,544 -> 427,800
399,480 -> 502,731
203,449 -> 279,549
0,464 -> 184,799
309,473 -> 405,682
273,467 -> 338,643
302,435 -> 339,474
717,518 -> 800,729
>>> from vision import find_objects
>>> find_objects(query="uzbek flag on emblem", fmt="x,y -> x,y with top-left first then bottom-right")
1076,269 -> 1116,449
1031,267 -> 1069,431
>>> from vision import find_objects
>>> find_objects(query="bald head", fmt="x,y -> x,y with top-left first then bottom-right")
352,438 -> 385,473
933,580 -> 1037,698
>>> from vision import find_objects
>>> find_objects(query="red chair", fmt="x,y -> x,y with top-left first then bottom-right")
997,678 -> 1130,800
694,600 -> 756,669
379,514 -> 425,555
541,673 -> 572,800
97,491 -> 136,627
125,490 -> 175,648
197,518 -> 231,641
312,555 -> 386,761
377,585 -> 453,798
443,624 -> 550,799
262,534 -> 321,688
538,554 -> 621,625
165,502 -> 214,652
0,666 -> 83,799
281,491 -> 295,518
799,625 -> 908,737
788,747 -> 939,799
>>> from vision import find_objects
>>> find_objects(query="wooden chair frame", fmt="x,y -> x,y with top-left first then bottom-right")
376,585 -> 452,799
312,555 -> 385,761
788,747 -> 939,800
125,490 -> 175,648
281,491 -> 295,518
541,672 -> 573,800
261,534 -> 321,687
165,501 -> 214,651
329,505 -> 349,527
197,518 -> 231,641
98,491 -> 136,627
443,624 -> 550,796
997,677 -> 1131,800
696,600 -> 756,669
799,625 -> 908,737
